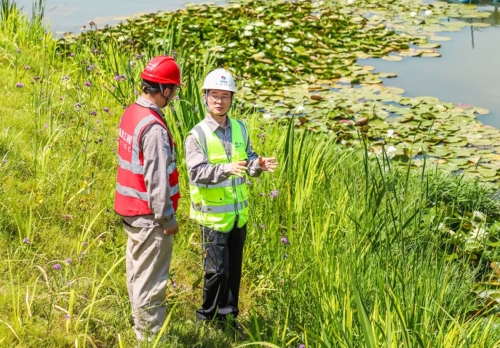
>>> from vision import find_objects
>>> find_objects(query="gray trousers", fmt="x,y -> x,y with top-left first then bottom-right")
124,222 -> 173,341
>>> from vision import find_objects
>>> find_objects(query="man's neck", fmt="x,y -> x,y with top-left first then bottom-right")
141,93 -> 163,109
210,113 -> 227,127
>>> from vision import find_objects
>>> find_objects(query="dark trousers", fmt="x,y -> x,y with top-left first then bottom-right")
196,223 -> 247,321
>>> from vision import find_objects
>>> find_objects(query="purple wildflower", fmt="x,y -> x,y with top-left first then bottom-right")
270,190 -> 279,199
64,314 -> 71,320
172,283 -> 178,288
16,82 -> 24,88
65,259 -> 71,264
44,124 -> 48,129
260,224 -> 265,229
106,208 -> 110,213
74,103 -> 81,108
84,81 -> 91,87
280,237 -> 290,245
82,242 -> 88,247
61,112 -> 65,115
23,237 -> 30,244
103,107 -> 109,113
25,65 -> 30,70
87,65 -> 96,71
16,48 -> 21,53
61,214 -> 72,219
70,53 -> 75,57
54,264 -> 61,270
299,345 -> 305,348
62,75 -> 70,80
114,74 -> 127,82
90,110 -> 97,116
89,21 -> 96,27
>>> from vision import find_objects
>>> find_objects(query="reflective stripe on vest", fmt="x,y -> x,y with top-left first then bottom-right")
116,183 -> 148,201
119,155 -> 177,175
188,118 -> 249,232
191,200 -> 249,214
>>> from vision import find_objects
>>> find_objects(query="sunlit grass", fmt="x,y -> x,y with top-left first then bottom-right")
1,1 -> 500,347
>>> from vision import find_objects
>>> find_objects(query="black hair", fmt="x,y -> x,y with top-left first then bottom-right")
141,80 -> 176,95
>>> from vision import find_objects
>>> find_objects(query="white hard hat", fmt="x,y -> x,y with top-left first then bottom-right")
201,68 -> 237,93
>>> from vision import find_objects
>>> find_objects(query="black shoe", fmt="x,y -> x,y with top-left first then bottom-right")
217,317 -> 245,337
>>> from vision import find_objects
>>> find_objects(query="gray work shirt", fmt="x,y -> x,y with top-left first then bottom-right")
122,96 -> 177,229
185,113 -> 263,184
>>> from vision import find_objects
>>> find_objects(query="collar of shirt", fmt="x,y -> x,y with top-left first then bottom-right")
204,113 -> 231,132
136,96 -> 165,119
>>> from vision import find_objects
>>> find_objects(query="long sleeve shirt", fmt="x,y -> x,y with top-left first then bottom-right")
185,113 -> 263,184
123,97 -> 177,229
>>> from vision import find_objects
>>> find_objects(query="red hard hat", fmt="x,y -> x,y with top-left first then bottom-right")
141,56 -> 184,85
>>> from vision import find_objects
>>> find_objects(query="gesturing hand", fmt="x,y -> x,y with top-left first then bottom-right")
231,161 -> 248,177
258,157 -> 279,172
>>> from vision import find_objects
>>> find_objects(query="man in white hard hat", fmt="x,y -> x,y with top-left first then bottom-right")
184,68 -> 278,329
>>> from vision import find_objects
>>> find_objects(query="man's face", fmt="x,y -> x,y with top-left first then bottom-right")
205,89 -> 232,116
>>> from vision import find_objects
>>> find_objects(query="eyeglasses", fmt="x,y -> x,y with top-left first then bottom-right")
208,94 -> 231,103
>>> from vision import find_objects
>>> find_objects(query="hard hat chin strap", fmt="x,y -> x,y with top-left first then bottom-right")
159,84 -> 170,108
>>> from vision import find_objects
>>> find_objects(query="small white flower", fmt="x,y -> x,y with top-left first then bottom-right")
347,0 -> 355,4
386,129 -> 395,138
295,105 -> 305,113
470,227 -> 488,242
425,10 -> 433,16
410,11 -> 417,17
386,145 -> 397,158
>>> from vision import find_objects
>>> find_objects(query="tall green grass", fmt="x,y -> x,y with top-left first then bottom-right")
1,2 -> 500,347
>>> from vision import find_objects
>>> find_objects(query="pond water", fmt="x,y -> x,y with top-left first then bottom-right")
14,0 -> 500,129
364,0 -> 500,128
14,0 -> 226,34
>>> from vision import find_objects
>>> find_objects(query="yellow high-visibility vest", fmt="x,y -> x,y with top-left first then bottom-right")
188,118 -> 249,232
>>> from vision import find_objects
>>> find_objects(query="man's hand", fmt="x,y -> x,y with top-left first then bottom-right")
164,221 -> 179,236
258,157 -> 279,172
231,161 -> 248,177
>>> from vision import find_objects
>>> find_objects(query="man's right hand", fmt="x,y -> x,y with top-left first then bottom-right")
164,221 -> 179,236
231,161 -> 248,177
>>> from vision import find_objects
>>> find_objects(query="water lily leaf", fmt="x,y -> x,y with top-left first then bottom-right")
418,43 -> 441,49
379,72 -> 397,78
381,55 -> 403,62
421,52 -> 442,58
429,36 -> 452,41
475,168 -> 498,178
472,107 -> 490,115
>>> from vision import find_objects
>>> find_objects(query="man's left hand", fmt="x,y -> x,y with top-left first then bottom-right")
258,157 -> 279,172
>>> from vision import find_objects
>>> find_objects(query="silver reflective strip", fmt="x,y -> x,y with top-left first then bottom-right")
168,161 -> 177,174
192,200 -> 248,214
118,155 -> 144,174
192,124 -> 207,154
190,176 -> 245,188
131,115 -> 162,168
116,183 -> 148,201
170,184 -> 180,196
235,120 -> 248,145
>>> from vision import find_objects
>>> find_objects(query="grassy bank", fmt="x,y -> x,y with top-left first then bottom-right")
1,1 -> 500,347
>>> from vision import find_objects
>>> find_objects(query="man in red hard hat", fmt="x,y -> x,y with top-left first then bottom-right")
114,55 -> 182,341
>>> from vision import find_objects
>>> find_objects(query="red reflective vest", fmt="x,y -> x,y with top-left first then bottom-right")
114,103 -> 180,216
